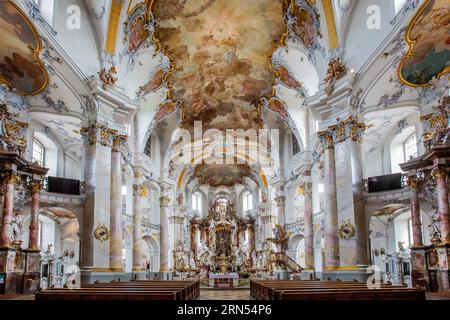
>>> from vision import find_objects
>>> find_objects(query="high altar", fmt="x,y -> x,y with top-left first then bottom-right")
189,198 -> 255,283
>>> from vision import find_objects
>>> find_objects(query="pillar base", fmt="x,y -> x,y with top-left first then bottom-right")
22,250 -> 41,295
157,272 -> 173,280
411,248 -> 430,291
0,248 -> 18,295
435,244 -> 450,292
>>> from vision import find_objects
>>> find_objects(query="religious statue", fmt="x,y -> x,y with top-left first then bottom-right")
98,66 -> 118,89
267,224 -> 289,253
0,103 -> 28,156
324,57 -> 348,95
173,240 -> 189,272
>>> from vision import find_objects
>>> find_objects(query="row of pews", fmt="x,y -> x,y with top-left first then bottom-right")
35,280 -> 200,300
250,280 -> 425,300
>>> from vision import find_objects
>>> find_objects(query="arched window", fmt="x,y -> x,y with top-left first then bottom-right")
243,191 -> 253,212
191,192 -> 202,212
32,138 -> 45,166
404,133 -> 417,161
394,0 -> 407,14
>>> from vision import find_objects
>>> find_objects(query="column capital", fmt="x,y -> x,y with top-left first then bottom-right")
318,116 -> 370,148
1,171 -> 21,185
132,183 -> 147,197
160,196 -> 171,207
406,176 -> 421,189
318,130 -> 334,150
80,121 -> 127,150
274,195 -> 286,206
303,181 -> 313,196
28,180 -> 43,193
431,166 -> 448,180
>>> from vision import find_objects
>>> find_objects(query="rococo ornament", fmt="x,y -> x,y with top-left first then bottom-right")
420,97 -> 449,147
133,183 -> 147,198
93,223 -> 110,243
337,220 -> 356,240
160,196 -> 171,207
431,167 -> 448,181
98,66 -> 118,90
29,180 -> 43,193
1,171 -> 22,186
0,104 -> 28,156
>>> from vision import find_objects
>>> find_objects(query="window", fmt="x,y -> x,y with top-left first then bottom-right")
32,138 -> 45,166
404,133 -> 417,161
191,192 -> 202,212
121,185 -> 127,196
243,191 -> 253,212
144,137 -> 151,157
394,0 -> 407,14
292,135 -> 300,155
318,183 -> 324,194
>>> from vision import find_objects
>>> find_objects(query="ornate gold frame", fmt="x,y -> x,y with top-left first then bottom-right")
397,0 -> 450,87
0,1 -> 49,96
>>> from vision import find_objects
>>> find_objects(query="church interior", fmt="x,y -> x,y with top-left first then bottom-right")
0,0 -> 449,301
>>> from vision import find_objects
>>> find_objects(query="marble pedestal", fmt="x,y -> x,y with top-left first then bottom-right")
22,250 -> 41,295
273,270 -> 289,280
435,244 -> 450,292
157,272 -> 173,280
0,248 -> 18,295
411,247 -> 430,291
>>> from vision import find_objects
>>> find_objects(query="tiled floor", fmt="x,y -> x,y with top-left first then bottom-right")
199,289 -> 251,300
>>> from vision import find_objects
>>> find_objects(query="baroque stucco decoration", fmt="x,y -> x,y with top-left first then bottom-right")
398,0 -> 450,87
0,1 -> 48,96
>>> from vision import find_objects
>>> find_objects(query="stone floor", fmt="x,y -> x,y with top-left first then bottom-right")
199,288 -> 251,300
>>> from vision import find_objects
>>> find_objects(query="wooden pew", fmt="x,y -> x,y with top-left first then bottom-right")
250,280 -> 424,300
35,280 -> 200,301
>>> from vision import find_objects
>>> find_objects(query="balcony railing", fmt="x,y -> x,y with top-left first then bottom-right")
363,173 -> 407,193
43,177 -> 83,195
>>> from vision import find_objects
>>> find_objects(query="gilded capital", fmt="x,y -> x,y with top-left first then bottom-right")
160,196 -> 171,207
29,180 -> 43,193
406,176 -> 419,189
303,182 -> 312,196
1,172 -> 21,186
133,183 -> 147,197
318,130 -> 334,150
431,167 -> 448,180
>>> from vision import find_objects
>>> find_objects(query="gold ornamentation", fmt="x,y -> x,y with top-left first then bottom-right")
303,182 -> 312,196
337,221 -> 356,240
318,116 -> 370,148
420,98 -> 448,145
29,180 -> 42,193
318,130 -> 334,150
431,167 -> 448,180
104,0 -> 123,55
1,172 -> 21,186
133,184 -> 147,198
93,224 -> 110,243
111,133 -> 127,152
160,196 -> 171,207
406,176 -> 419,189
0,104 -> 28,155
98,66 -> 118,89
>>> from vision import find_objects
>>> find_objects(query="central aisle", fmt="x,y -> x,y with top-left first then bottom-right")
199,289 -> 251,300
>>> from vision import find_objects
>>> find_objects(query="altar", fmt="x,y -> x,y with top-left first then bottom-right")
209,273 -> 239,288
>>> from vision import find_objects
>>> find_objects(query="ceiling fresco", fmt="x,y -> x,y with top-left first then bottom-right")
0,1 -> 48,95
193,164 -> 254,188
153,0 -> 289,131
398,0 -> 450,87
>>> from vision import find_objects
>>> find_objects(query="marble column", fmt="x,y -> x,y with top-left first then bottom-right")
132,171 -> 145,272
432,167 -> 449,244
274,194 -> 286,230
303,180 -> 314,270
110,147 -> 123,271
408,176 -> 423,247
349,139 -> 368,265
322,138 -> 340,269
0,172 -> 20,248
190,222 -> 198,260
246,222 -> 255,260
27,180 -> 42,251
160,196 -> 170,273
